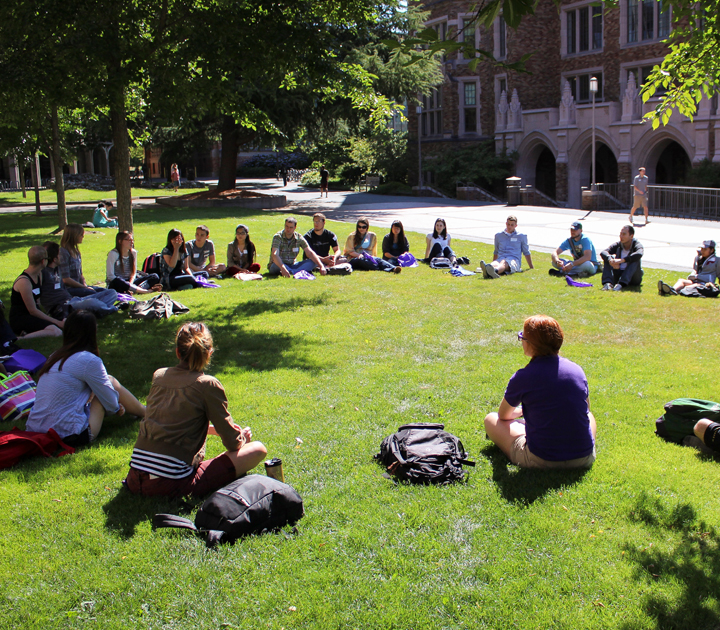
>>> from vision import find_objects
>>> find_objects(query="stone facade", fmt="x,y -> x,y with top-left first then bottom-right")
413,0 -> 720,208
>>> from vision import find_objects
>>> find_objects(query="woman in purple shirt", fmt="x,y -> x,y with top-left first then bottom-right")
484,315 -> 596,469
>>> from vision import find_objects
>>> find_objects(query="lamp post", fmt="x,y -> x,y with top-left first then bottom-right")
416,105 -> 423,191
590,76 -> 598,191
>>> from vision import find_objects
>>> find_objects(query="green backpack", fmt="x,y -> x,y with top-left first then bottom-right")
656,398 -> 720,444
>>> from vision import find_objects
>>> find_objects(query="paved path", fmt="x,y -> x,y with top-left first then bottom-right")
5,178 -> 720,273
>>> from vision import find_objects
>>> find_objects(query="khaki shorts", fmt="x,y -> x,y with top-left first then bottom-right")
631,195 -> 648,209
509,434 -> 596,469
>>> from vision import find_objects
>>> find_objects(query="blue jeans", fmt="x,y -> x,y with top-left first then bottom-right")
428,244 -> 454,260
553,259 -> 598,277
349,256 -> 398,272
601,261 -> 643,287
267,260 -> 317,276
109,274 -> 160,294
69,295 -> 117,316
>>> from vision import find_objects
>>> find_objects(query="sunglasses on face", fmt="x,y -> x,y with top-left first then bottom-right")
517,331 -> 525,341
358,225 -> 368,229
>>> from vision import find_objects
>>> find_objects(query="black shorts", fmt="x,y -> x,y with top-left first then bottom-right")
703,422 -> 720,452
10,313 -> 53,336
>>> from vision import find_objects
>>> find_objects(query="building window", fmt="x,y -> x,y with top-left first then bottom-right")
495,75 -> 507,104
626,0 -> 670,43
461,18 -> 477,59
462,81 -> 478,133
624,64 -> 666,96
421,88 -> 442,137
564,71 -> 603,103
495,15 -> 507,59
565,5 -> 603,55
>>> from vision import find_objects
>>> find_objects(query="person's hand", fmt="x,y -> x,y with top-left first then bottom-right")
117,403 -> 126,417
172,235 -> 183,251
280,266 -> 291,278
57,319 -> 65,329
151,283 -> 163,292
241,427 -> 253,442
563,262 -> 573,273
319,265 -> 327,276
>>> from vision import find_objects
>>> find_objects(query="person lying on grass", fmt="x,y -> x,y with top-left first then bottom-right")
26,309 -> 146,447
484,315 -> 597,469
124,322 -> 267,498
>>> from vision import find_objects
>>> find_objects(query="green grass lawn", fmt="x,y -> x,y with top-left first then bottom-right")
0,205 -> 718,630
0,187 -> 208,206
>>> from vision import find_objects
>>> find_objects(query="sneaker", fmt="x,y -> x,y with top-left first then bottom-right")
485,263 -> 500,279
479,260 -> 489,279
602,283 -> 613,291
393,266 -> 402,274
658,280 -> 676,296
548,268 -> 563,277
613,283 -> 623,291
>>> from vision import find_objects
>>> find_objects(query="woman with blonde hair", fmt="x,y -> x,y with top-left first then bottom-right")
484,315 -> 596,469
124,322 -> 267,497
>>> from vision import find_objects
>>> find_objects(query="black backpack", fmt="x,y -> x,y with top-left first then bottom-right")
656,398 -> 720,444
153,474 -> 304,547
375,423 -> 474,484
142,253 -> 162,277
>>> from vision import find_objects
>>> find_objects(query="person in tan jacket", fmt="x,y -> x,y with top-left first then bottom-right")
124,322 -> 267,498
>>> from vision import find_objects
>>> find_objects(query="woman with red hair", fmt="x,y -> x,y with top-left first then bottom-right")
484,315 -> 596,469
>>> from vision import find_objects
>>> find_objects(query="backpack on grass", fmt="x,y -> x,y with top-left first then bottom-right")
430,257 -> 452,269
141,253 -> 162,277
153,474 -> 304,548
375,423 -> 475,484
655,398 -> 720,444
128,293 -> 189,320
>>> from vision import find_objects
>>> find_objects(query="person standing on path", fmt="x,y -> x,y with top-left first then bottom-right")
171,163 -> 180,192
319,165 -> 329,198
629,167 -> 649,224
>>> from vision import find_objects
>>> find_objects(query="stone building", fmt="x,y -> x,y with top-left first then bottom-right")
413,0 -> 719,208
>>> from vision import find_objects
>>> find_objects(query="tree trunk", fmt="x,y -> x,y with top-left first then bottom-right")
217,115 -> 240,192
51,105 -> 68,229
19,156 -> 27,198
110,101 -> 132,233
33,154 -> 42,216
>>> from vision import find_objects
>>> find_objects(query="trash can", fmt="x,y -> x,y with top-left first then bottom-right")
506,176 -> 521,206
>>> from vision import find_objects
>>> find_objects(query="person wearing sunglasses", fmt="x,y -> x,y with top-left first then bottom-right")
343,218 -> 401,274
226,224 -> 261,275
484,315 -> 596,469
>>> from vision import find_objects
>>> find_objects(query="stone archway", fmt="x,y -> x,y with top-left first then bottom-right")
595,144 -> 618,184
655,141 -> 691,184
535,147 -> 556,198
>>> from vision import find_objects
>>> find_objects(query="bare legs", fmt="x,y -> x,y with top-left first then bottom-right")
21,325 -> 63,339
87,375 -> 146,440
224,441 -> 268,477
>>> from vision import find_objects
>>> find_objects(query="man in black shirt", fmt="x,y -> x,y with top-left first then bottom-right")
303,213 -> 340,266
320,165 -> 329,198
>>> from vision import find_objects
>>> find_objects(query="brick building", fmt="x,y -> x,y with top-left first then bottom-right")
413,0 -> 719,208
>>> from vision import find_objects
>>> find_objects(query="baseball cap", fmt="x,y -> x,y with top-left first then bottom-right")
702,240 -> 716,249
570,222 -> 582,230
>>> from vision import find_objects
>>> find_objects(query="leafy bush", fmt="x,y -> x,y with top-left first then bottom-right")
369,181 -> 413,196
684,159 -> 720,188
300,170 -> 320,186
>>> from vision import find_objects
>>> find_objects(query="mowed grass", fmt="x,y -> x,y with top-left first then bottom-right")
0,205 -> 718,630
0,187 -> 208,206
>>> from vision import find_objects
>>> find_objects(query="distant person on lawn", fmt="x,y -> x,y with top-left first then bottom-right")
481,215 -> 533,279
484,315 -> 597,469
268,217 -> 327,277
549,222 -> 598,278
658,239 -> 719,296
9,246 -> 64,339
226,224 -> 261,275
92,201 -> 118,228
170,163 -> 180,192
424,218 -> 456,264
186,225 -> 226,278
26,309 -> 145,446
382,220 -> 410,266
600,225 -> 643,291
124,322 -> 267,498
303,213 -> 341,267
343,218 -> 401,273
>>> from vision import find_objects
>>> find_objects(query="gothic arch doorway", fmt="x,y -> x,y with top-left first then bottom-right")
535,147 -> 556,198
655,141 -> 691,184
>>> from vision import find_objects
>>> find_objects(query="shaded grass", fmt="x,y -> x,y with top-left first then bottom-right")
0,187 -> 208,206
0,205 -> 719,629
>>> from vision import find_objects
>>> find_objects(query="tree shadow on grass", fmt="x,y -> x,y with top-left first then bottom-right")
102,484 -> 202,539
481,443 -> 589,506
620,492 -> 719,630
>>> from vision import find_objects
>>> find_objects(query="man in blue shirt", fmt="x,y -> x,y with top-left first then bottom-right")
549,222 -> 598,278
481,215 -> 533,279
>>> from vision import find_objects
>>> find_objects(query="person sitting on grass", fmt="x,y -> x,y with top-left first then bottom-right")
226,223 -> 261,275
484,315 -> 597,469
267,217 -> 327,277
106,232 -> 162,295
9,246 -> 64,339
424,218 -> 456,264
160,228 -> 201,290
303,213 -> 342,267
26,309 -> 146,447
344,218 -> 401,273
600,225 -> 643,291
124,322 -> 268,498
658,240 -> 719,296
59,223 -> 119,304
186,225 -> 226,278
41,241 -> 119,318
382,220 -> 410,266
92,201 -> 118,228
481,215 -> 533,279
549,222 -> 598,278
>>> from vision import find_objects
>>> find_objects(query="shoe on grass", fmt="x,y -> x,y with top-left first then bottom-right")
658,280 -> 674,296
602,283 -> 613,291
479,260 -> 489,279
548,268 -> 563,277
485,263 -> 500,279
613,283 -> 623,291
